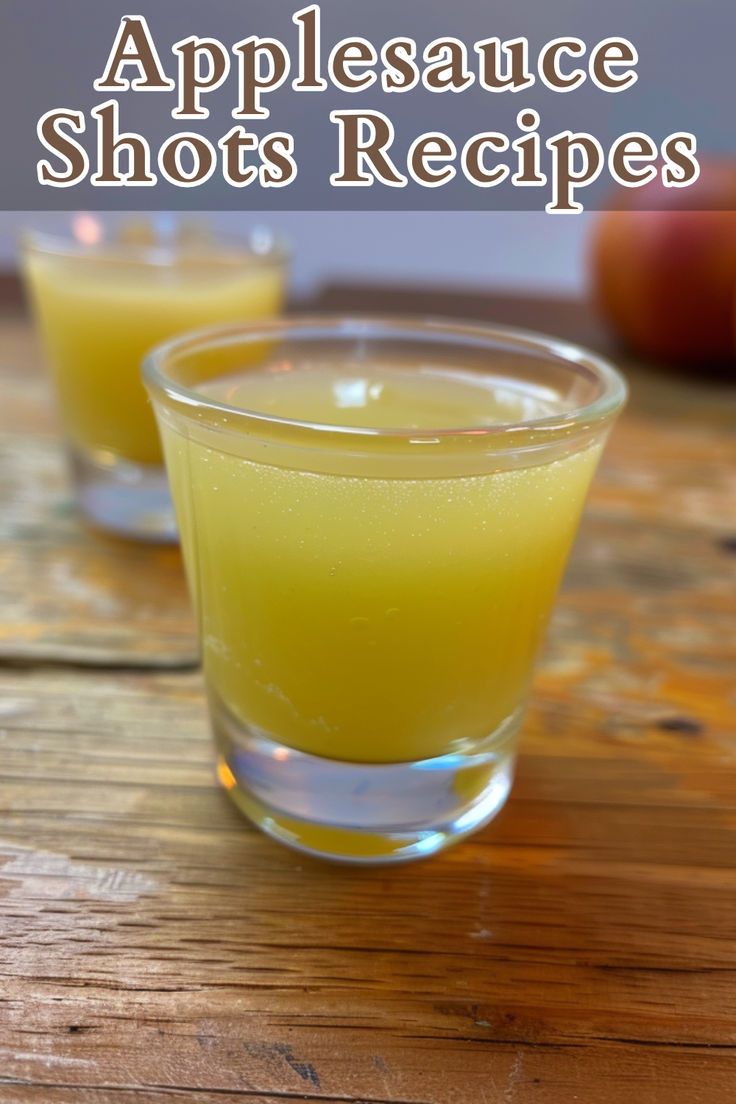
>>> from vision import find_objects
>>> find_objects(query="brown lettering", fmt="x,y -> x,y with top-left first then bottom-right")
94,16 -> 174,90
329,40 -> 377,91
91,100 -> 156,185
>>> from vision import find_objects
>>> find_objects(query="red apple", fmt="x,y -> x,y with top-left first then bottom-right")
590,163 -> 736,364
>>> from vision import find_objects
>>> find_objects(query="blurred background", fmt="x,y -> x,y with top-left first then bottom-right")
0,212 -> 590,299
3,0 -> 734,308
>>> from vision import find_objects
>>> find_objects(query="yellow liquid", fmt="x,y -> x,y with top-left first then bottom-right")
161,363 -> 601,764
25,251 -> 284,465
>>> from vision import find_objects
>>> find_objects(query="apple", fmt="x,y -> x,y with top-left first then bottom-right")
590,162 -> 736,363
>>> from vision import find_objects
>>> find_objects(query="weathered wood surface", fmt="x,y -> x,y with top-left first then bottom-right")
0,315 -> 196,667
1,286 -> 735,1103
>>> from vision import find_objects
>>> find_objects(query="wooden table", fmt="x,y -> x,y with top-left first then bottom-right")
1,284 -> 735,1104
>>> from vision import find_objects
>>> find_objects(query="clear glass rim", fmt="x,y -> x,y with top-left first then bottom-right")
143,314 -> 628,450
20,220 -> 289,268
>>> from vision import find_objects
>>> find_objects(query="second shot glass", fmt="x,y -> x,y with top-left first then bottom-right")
144,316 -> 627,864
22,216 -> 287,541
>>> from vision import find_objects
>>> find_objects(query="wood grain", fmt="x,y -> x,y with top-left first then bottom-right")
1,285 -> 735,1103
0,315 -> 196,667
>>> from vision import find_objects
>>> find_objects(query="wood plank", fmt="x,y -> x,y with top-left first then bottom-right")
1,663 -> 735,1103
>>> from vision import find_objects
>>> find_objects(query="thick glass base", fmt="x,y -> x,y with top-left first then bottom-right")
69,446 -> 177,542
212,693 -> 519,864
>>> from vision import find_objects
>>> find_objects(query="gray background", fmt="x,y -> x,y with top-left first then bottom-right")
1,0 -> 732,210
0,210 -> 592,298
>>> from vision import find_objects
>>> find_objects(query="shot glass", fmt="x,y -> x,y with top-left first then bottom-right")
144,317 -> 627,863
22,216 -> 287,541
